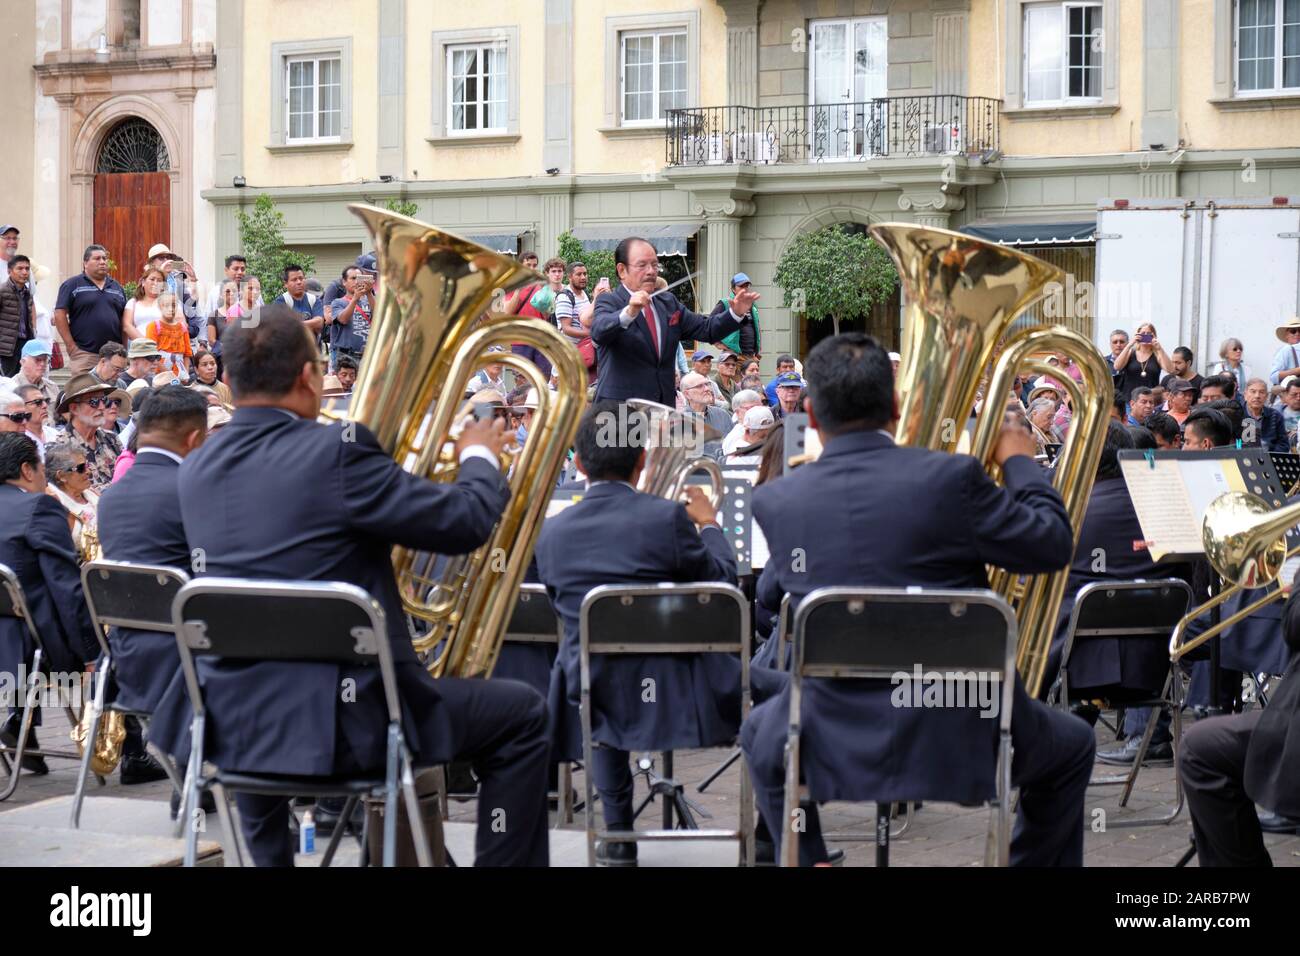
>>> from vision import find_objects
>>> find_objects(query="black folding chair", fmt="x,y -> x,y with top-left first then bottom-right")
1047,579 -> 1193,827
172,577 -> 432,868
74,560 -> 190,829
781,587 -> 1016,868
504,583 -> 574,824
0,563 -> 85,802
580,583 -> 753,867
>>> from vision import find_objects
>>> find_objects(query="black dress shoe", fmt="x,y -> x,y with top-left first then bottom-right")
1069,702 -> 1100,726
1256,809 -> 1300,834
595,839 -> 638,867
119,752 -> 169,785
0,718 -> 49,774
754,839 -> 845,866
313,797 -> 364,837
169,790 -> 217,820
1096,735 -> 1173,766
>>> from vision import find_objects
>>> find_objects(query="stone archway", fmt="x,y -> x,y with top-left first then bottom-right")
777,206 -> 903,352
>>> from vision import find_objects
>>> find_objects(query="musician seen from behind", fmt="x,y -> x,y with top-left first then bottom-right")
592,238 -> 757,406
740,333 -> 1096,866
534,401 -> 784,866
145,305 -> 550,867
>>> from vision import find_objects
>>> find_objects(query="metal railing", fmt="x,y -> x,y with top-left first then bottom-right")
665,96 -> 1000,166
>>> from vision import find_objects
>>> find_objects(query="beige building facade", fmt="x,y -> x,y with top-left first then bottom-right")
13,2 -> 1295,362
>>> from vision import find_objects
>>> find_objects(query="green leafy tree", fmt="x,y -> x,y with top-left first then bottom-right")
773,225 -> 898,337
383,197 -> 420,218
236,193 -> 316,301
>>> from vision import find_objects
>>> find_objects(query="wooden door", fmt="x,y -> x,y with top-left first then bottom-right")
93,172 -> 170,285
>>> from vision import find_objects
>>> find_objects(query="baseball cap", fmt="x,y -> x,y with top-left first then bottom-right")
0,225 -> 18,236
20,339 -> 52,358
774,371 -> 806,388
742,405 -> 775,431
355,252 -> 378,273
1165,377 -> 1195,393
888,351 -> 901,363
690,349 -> 715,363
731,272 -> 751,287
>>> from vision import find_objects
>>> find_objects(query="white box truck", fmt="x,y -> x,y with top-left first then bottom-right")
1093,197 -> 1300,383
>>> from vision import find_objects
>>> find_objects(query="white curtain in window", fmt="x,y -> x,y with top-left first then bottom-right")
1025,5 -> 1064,102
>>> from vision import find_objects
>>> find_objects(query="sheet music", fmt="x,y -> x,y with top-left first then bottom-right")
1120,458 -> 1205,560
1179,458 -> 1239,521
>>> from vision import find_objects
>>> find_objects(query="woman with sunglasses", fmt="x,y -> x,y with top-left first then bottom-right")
1212,338 -> 1251,398
43,442 -> 101,564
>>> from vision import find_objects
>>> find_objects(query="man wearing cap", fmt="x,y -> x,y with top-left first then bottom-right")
711,351 -> 741,405
592,237 -> 756,405
1270,318 -> 1300,390
713,273 -> 761,361
688,349 -> 726,403
771,370 -> 806,420
727,405 -> 775,466
10,340 -> 59,409
764,354 -> 798,407
54,244 -> 127,375
116,338 -> 162,391
1164,377 -> 1196,426
59,374 -> 122,490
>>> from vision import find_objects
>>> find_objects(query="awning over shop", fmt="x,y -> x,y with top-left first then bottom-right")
460,232 -> 523,254
959,220 -> 1096,246
570,222 -> 702,256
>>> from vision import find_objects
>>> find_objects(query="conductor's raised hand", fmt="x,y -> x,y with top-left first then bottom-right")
627,289 -> 651,318
683,485 -> 719,529
457,414 -> 511,459
733,287 -> 760,314
992,409 -> 1038,466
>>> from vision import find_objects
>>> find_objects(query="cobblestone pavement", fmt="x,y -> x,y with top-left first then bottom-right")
5,706 -> 1298,866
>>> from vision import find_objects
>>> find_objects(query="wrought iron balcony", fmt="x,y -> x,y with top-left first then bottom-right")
665,95 -> 1000,166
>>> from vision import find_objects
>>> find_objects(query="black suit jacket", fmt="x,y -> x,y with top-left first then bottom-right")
1245,583 -> 1300,816
591,284 -> 741,404
751,430 -> 1074,803
0,484 -> 96,678
148,406 -> 510,775
96,451 -> 191,714
535,482 -> 740,759
1049,477 -> 1195,695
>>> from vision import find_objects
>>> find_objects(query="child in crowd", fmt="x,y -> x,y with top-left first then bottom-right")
143,291 -> 192,382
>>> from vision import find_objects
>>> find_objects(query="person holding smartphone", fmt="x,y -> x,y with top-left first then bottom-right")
1111,321 -> 1174,407
327,264 -> 374,368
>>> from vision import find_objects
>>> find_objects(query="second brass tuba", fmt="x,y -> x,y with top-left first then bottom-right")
341,204 -> 587,678
873,223 -> 1114,698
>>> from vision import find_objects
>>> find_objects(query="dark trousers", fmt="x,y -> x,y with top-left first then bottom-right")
511,344 -> 552,383
743,678 -> 1096,866
0,351 -> 19,378
1179,709 -> 1272,867
234,677 -> 551,867
1122,705 -> 1172,745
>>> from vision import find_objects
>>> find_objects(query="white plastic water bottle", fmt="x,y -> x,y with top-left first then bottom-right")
300,810 -> 316,855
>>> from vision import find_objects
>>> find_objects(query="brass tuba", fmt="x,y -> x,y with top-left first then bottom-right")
872,223 -> 1114,698
625,398 -> 725,507
340,204 -> 587,678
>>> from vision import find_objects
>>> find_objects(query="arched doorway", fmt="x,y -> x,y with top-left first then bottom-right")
93,118 -> 171,285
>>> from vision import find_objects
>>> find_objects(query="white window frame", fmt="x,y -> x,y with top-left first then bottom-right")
268,38 -> 353,151
1234,0 -> 1300,96
619,28 -> 688,127
445,42 -> 510,137
284,54 -> 343,145
429,27 -> 521,143
1022,1 -> 1105,106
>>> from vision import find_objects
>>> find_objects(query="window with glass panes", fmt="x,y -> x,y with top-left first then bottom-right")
1023,2 -> 1102,104
448,44 -> 508,133
620,30 -> 687,125
1237,0 -> 1300,93
286,55 -> 342,142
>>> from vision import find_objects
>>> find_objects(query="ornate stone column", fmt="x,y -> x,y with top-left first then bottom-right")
896,190 -> 966,230
692,194 -> 756,308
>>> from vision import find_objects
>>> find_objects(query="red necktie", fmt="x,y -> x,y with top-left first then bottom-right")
644,302 -> 660,358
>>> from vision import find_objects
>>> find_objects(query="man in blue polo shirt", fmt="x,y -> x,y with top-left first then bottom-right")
53,244 -> 126,375
764,353 -> 797,407
277,264 -> 325,345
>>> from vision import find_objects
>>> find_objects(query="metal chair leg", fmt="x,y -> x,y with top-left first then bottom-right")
875,803 -> 891,867
401,755 -> 433,868
320,796 -> 356,868
212,783 -> 246,867
70,666 -> 109,827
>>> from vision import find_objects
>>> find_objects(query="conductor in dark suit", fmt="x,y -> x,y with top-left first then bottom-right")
591,238 -> 757,404
740,333 -> 1097,866
0,433 -> 99,771
148,305 -> 550,867
97,388 -> 209,716
1180,573 -> 1300,865
535,401 -> 779,865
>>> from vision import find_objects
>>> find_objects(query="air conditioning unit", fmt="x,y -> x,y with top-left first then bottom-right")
729,132 -> 778,165
923,122 -> 963,154
678,132 -> 778,165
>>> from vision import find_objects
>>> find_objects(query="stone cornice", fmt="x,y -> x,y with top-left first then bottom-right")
34,47 -> 216,80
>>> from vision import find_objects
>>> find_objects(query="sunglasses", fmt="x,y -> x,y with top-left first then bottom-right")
24,397 -> 48,407
84,397 -> 122,409
3,411 -> 32,424
61,462 -> 89,475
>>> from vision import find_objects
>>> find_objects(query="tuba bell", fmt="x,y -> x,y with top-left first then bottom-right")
871,223 -> 1114,698
340,204 -> 588,678
624,398 -> 724,507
